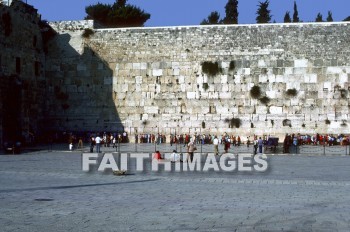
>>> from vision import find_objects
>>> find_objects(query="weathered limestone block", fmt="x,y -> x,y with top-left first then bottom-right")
207,92 -> 218,99
196,75 -> 204,84
219,92 -> 231,99
221,75 -> 228,84
286,81 -> 300,90
274,75 -> 284,82
229,107 -> 239,114
326,67 -> 343,74
135,76 -> 142,84
256,106 -> 267,114
132,63 -> 141,70
144,106 -> 159,114
216,106 -> 229,114
189,114 -> 198,121
266,90 -> 277,99
259,75 -> 268,83
196,114 -> 205,121
270,106 -> 283,114
152,69 -> 163,76
243,68 -> 251,75
234,74 -> 241,84
305,74 -> 318,83
212,114 -> 222,121
163,107 -> 176,114
339,73 -> 348,83
294,59 -> 309,68
186,92 -> 196,99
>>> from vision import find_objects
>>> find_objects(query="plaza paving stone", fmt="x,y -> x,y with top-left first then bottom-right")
0,145 -> 350,231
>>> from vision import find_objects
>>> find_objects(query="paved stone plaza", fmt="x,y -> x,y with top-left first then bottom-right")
1,146 -> 350,231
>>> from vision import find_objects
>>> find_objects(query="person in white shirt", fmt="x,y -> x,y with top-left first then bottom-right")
95,135 -> 101,153
170,150 -> 181,162
213,136 -> 219,155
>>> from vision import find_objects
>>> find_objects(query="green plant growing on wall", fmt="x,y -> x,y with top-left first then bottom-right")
229,60 -> 236,71
340,89 -> 348,99
142,120 -> 148,126
282,119 -> 291,127
325,119 -> 331,125
82,28 -> 95,38
341,120 -> 347,127
259,96 -> 270,105
202,83 -> 209,91
230,117 -> 241,128
286,88 -> 298,97
250,86 -> 261,99
202,121 -> 206,129
302,123 -> 306,128
201,61 -> 222,77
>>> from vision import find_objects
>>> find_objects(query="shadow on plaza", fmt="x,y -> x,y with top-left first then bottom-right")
0,178 -> 160,193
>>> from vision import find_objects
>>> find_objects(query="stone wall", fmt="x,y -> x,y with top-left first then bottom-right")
0,1 -> 46,144
45,21 -> 350,141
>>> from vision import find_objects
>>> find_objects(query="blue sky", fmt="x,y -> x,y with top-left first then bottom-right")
27,0 -> 350,26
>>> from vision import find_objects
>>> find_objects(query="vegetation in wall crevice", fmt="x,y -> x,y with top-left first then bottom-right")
201,61 -> 222,77
250,85 -> 262,99
259,96 -> 270,105
82,28 -> 95,38
286,88 -> 298,97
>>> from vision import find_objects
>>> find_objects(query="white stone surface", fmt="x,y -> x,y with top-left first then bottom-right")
294,59 -> 308,68
152,69 -> 163,76
270,106 -> 283,114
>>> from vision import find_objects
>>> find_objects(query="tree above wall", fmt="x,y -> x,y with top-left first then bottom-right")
85,0 -> 150,28
256,0 -> 271,24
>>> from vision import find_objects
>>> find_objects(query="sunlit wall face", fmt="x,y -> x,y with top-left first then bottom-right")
1,0 -> 12,6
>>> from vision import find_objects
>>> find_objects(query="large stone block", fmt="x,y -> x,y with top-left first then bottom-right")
152,69 -> 163,76
294,59 -> 309,68
144,106 -> 159,114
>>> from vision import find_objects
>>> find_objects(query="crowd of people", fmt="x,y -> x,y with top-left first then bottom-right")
283,133 -> 350,146
59,130 -> 350,153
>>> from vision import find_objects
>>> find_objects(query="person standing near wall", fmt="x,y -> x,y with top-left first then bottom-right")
77,137 -> 83,149
95,134 -> 101,153
253,136 -> 258,155
292,134 -> 298,153
187,139 -> 196,162
258,137 -> 263,154
213,136 -> 219,156
90,136 -> 95,152
224,138 -> 230,153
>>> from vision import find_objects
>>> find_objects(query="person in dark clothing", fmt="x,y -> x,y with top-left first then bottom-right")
283,134 -> 292,153
258,137 -> 263,154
